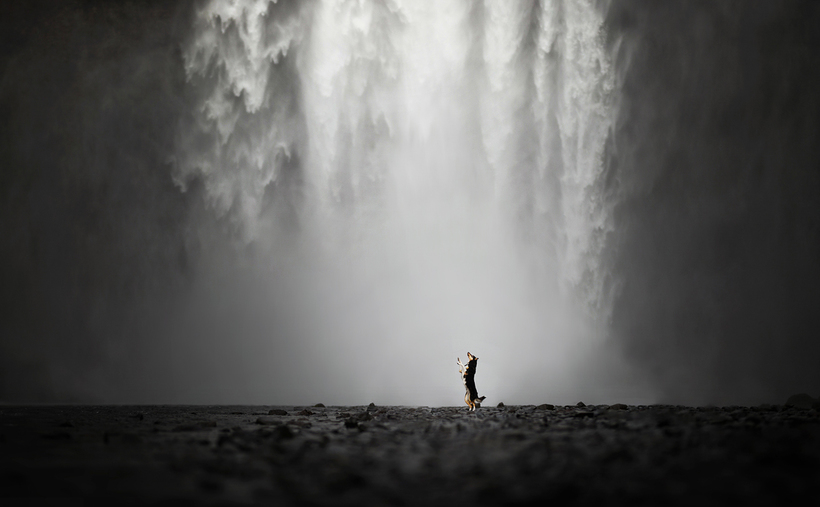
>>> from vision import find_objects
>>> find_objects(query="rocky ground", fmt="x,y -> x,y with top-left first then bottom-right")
1,402 -> 819,505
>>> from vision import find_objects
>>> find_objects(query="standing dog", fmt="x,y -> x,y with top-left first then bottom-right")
457,352 -> 486,411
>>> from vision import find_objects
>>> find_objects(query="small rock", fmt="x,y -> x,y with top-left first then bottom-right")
268,409 -> 288,416
536,404 -> 555,410
497,402 -> 505,408
254,418 -> 277,426
608,403 -> 628,410
314,403 -> 326,408
576,401 -> 586,408
367,403 -> 377,412
785,393 -> 816,410
296,409 -> 314,416
272,425 -> 294,440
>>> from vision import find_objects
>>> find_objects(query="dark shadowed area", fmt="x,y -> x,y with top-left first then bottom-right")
1,0 -> 819,406
605,0 -> 820,405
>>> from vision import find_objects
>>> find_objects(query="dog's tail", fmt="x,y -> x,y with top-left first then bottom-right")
474,396 -> 486,406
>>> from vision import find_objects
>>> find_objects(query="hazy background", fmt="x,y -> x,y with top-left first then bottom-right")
1,0 -> 818,406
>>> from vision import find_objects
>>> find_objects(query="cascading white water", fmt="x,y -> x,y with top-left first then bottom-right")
174,0 -> 617,405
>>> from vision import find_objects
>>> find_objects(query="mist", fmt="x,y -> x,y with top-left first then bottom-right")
1,0 -> 818,406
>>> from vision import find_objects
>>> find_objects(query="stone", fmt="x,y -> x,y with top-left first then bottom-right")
785,393 -> 816,410
272,425 -> 294,440
497,402 -> 505,408
269,409 -> 288,416
296,409 -> 314,416
314,403 -> 326,408
609,403 -> 628,410
576,401 -> 586,408
536,404 -> 555,410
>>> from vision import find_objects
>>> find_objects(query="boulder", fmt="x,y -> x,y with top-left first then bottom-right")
785,393 -> 816,410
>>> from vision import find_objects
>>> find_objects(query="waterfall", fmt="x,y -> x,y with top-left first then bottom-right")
174,0 -> 617,404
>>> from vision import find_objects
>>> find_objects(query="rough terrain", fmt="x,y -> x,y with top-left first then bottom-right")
1,403 -> 819,505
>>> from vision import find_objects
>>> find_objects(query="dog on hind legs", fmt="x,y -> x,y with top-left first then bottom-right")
457,352 -> 486,411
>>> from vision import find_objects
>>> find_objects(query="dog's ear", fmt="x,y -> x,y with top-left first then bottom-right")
467,352 -> 474,360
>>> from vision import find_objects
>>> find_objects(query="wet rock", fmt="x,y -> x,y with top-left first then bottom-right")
536,404 -> 555,410
296,409 -> 314,416
609,403 -> 628,410
497,402 -> 505,408
367,403 -> 377,412
272,425 -> 294,440
576,401 -> 586,408
314,403 -> 326,408
785,393 -> 816,410
268,409 -> 288,416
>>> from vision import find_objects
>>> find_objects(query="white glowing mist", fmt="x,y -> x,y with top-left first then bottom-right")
174,0 -> 625,405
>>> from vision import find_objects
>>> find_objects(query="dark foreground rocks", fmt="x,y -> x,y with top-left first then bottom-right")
1,404 -> 818,505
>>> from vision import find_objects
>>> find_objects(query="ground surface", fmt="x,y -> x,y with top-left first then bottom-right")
1,403 -> 818,505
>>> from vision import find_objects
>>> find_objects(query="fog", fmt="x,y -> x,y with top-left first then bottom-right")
1,0 -> 818,406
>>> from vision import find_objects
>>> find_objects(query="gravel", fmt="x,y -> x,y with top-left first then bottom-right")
1,403 -> 818,505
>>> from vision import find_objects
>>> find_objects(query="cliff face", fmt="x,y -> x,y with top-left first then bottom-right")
605,1 -> 820,404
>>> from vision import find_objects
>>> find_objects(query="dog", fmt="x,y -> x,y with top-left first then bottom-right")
457,352 -> 486,411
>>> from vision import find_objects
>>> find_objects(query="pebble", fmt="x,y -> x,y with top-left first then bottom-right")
2,403 -> 818,505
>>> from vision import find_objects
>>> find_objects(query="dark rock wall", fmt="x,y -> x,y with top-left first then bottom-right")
605,0 -> 820,404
